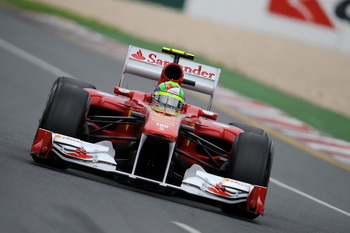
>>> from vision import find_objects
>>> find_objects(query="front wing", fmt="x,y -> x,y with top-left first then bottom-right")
31,128 -> 267,215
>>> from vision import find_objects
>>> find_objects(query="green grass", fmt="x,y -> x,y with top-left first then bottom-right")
4,0 -> 350,142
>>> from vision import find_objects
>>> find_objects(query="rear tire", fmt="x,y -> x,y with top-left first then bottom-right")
33,81 -> 90,169
54,76 -> 96,89
229,122 -> 266,136
221,133 -> 274,219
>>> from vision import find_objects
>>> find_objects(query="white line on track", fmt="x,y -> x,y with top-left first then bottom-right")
2,36 -> 349,219
271,178 -> 350,217
172,221 -> 201,233
0,38 -> 73,77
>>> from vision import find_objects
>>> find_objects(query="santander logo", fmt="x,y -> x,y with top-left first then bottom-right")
130,50 -> 216,79
131,49 -> 145,60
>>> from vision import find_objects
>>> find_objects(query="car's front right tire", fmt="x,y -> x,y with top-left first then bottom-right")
32,81 -> 90,169
40,82 -> 90,138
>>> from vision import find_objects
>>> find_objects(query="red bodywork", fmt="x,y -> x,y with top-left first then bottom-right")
86,86 -> 243,167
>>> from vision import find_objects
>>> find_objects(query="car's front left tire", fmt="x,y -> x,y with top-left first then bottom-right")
221,132 -> 274,219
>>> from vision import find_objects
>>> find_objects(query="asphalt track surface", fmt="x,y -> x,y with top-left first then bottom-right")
0,6 -> 349,233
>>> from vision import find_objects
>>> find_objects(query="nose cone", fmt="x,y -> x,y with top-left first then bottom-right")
144,110 -> 182,141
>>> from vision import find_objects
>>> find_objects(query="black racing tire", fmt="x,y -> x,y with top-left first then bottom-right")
227,133 -> 273,186
221,133 -> 274,219
53,76 -> 96,89
33,82 -> 90,169
40,82 -> 90,138
229,122 -> 266,136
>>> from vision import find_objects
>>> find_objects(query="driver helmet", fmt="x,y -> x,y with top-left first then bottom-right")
151,81 -> 185,114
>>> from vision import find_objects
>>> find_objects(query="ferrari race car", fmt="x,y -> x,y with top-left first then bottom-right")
30,46 -> 274,219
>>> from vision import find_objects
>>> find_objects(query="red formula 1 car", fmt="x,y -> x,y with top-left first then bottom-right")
30,46 -> 274,219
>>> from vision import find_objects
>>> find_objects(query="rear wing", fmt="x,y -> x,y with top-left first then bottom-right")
119,45 -> 221,109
